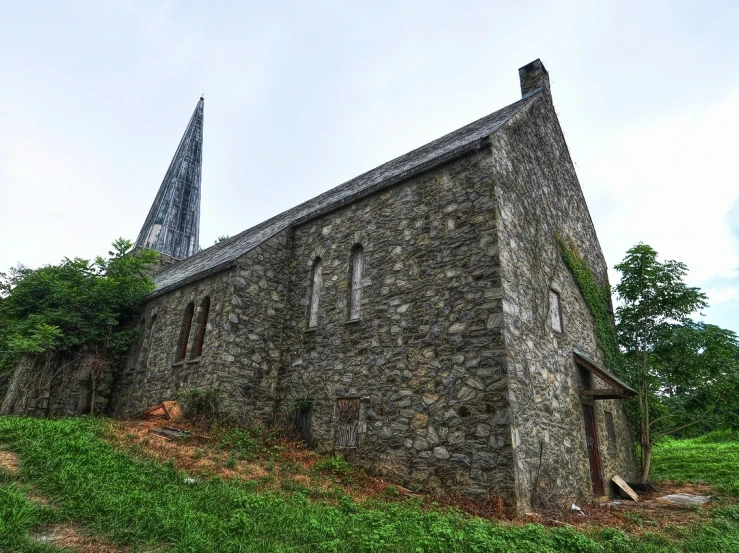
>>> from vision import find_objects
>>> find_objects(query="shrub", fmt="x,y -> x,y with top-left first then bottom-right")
315,455 -> 352,477
178,387 -> 232,427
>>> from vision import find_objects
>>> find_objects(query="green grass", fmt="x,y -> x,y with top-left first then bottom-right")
651,431 -> 739,496
0,417 -> 738,552
0,477 -> 58,552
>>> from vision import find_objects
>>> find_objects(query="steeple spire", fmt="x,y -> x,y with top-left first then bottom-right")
136,97 -> 204,260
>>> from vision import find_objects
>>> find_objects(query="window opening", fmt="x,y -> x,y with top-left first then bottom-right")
192,296 -> 210,358
349,245 -> 364,320
308,258 -> 323,328
550,289 -> 563,333
335,398 -> 360,448
142,314 -> 156,369
176,303 -> 194,362
605,411 -> 617,449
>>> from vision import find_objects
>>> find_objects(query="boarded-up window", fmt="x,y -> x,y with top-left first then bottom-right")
143,314 -> 157,368
176,303 -> 194,362
605,411 -> 617,449
550,290 -> 563,332
191,296 -> 210,359
335,398 -> 360,448
349,245 -> 364,321
308,258 -> 323,328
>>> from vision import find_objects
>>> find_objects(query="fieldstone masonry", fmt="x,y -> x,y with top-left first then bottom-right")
5,59 -> 638,513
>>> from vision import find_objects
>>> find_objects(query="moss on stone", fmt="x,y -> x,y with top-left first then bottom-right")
557,234 -> 621,373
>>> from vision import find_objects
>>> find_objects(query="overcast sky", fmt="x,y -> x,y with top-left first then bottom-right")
1,1 -> 737,333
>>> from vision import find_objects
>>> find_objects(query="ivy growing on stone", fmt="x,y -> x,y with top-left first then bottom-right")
557,234 -> 621,373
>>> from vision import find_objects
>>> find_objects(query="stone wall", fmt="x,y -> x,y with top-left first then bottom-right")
108,81 -> 636,512
217,232 -> 292,422
490,91 -> 637,512
282,152 -> 516,500
112,234 -> 292,424
110,268 -> 234,417
1,352 -> 115,417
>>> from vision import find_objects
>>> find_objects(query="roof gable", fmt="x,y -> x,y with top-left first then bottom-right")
150,93 -> 539,296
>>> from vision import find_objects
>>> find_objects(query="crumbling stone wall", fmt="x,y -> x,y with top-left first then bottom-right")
1,352 -> 115,416
282,153 -> 516,499
490,92 -> 637,512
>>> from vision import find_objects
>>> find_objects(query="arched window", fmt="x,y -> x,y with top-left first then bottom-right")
349,245 -> 364,321
176,302 -> 195,362
143,314 -> 157,368
308,257 -> 323,328
191,296 -> 210,359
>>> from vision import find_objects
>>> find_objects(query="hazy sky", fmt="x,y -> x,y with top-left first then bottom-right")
1,1 -> 737,333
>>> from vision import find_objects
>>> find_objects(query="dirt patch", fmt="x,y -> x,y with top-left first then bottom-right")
105,420 -> 735,536
31,523 -> 130,553
0,449 -> 21,475
531,480 -> 735,537
26,489 -> 53,506
106,420 -> 393,504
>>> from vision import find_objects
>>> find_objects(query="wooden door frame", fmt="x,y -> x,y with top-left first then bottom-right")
582,403 -> 605,496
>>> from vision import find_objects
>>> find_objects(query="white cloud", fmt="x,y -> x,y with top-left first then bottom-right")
578,90 -> 739,330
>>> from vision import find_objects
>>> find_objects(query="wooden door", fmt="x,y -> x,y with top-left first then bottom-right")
582,404 -> 605,496
335,398 -> 360,448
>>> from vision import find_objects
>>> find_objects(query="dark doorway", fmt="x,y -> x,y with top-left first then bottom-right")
582,404 -> 604,496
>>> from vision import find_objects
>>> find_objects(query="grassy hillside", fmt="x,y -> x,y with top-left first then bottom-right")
651,431 -> 739,496
0,417 -> 738,553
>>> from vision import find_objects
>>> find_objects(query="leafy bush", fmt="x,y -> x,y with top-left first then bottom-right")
217,426 -> 268,460
178,387 -> 233,427
0,239 -> 156,381
315,455 -> 352,477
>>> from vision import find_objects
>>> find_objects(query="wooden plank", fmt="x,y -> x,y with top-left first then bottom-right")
580,389 -> 633,400
336,398 -> 360,448
162,401 -> 183,421
612,475 -> 639,502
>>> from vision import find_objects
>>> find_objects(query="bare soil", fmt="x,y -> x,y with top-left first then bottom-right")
106,419 -> 735,539
30,523 -> 130,553
0,448 -> 21,476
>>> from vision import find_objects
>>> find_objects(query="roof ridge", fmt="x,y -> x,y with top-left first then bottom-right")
150,93 -> 539,294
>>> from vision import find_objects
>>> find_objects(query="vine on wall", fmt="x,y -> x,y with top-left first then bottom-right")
557,234 -> 621,373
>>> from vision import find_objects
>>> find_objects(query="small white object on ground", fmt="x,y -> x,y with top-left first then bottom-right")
655,493 -> 711,506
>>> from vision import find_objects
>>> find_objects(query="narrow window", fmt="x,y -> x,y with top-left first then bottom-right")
550,289 -> 563,333
308,258 -> 323,328
335,398 -> 360,448
349,245 -> 364,321
191,296 -> 210,359
143,314 -> 157,368
604,411 -> 617,449
176,302 -> 195,362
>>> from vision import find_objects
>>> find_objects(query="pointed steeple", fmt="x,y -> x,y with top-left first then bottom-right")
136,97 -> 204,260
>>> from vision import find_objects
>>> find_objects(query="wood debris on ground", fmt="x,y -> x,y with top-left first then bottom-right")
612,475 -> 639,501
141,400 -> 183,422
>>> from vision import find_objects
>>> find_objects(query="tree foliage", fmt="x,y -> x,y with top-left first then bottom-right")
0,239 -> 157,379
614,243 -> 738,480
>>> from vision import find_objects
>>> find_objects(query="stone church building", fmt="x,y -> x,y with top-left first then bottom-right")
11,59 -> 641,511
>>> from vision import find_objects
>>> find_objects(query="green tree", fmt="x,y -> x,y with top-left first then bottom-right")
654,322 -> 739,434
614,244 -> 710,481
0,239 -> 157,389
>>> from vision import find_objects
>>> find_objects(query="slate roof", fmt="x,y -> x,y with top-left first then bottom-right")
150,93 -> 538,296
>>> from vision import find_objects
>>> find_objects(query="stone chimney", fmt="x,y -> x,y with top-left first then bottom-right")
518,59 -> 550,99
